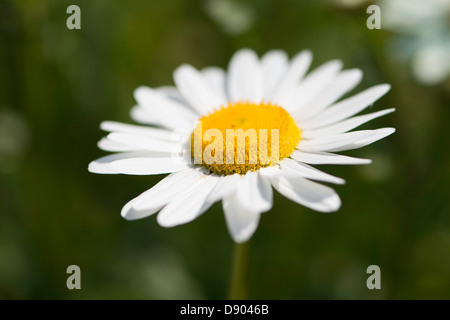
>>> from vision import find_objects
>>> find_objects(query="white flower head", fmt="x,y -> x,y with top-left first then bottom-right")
89,49 -> 395,243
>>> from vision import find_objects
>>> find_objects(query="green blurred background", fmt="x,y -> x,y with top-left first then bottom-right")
1,0 -> 449,299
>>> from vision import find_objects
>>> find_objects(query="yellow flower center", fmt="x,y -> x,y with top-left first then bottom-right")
191,101 -> 301,175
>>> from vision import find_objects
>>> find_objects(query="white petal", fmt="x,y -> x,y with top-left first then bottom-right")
351,128 -> 396,150
258,166 -> 280,177
290,150 -> 372,165
134,86 -> 198,130
130,105 -> 196,132
268,169 -> 341,212
130,105 -> 162,127
131,105 -> 192,131
271,50 -> 312,103
298,131 -> 375,151
261,50 -> 289,101
227,49 -> 263,103
100,121 -> 175,141
223,191 -> 261,243
121,169 -> 201,220
302,84 -> 391,129
88,152 -> 148,174
298,128 -> 395,152
174,64 -> 227,115
301,108 -> 396,139
201,67 -> 228,101
97,137 -> 139,152
107,132 -> 181,153
109,158 -> 188,175
294,69 -> 363,120
236,171 -> 273,213
280,60 -> 343,113
131,169 -> 204,211
206,173 -> 240,204
280,158 -> 345,184
88,152 -> 188,175
155,86 -> 185,104
121,203 -> 160,222
156,175 -> 219,227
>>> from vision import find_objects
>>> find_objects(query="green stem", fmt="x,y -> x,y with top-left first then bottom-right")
228,241 -> 251,300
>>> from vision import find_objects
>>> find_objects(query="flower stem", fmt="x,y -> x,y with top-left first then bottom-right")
228,241 -> 251,300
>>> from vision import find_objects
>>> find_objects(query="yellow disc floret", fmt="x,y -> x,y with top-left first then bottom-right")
191,101 -> 301,175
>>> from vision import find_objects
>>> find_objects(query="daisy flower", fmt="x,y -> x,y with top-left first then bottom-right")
89,49 -> 395,243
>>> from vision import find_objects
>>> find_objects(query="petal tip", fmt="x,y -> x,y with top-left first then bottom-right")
324,194 -> 342,212
88,160 -> 109,174
383,127 -> 396,135
379,83 -> 392,94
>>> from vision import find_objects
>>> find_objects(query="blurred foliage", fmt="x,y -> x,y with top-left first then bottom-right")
0,0 -> 449,299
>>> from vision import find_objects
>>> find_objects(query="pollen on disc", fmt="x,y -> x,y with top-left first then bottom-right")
190,101 -> 301,175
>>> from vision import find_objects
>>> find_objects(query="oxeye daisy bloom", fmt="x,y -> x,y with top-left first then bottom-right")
89,49 -> 395,243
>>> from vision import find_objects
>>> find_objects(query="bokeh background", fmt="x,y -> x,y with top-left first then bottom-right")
1,0 -> 449,299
